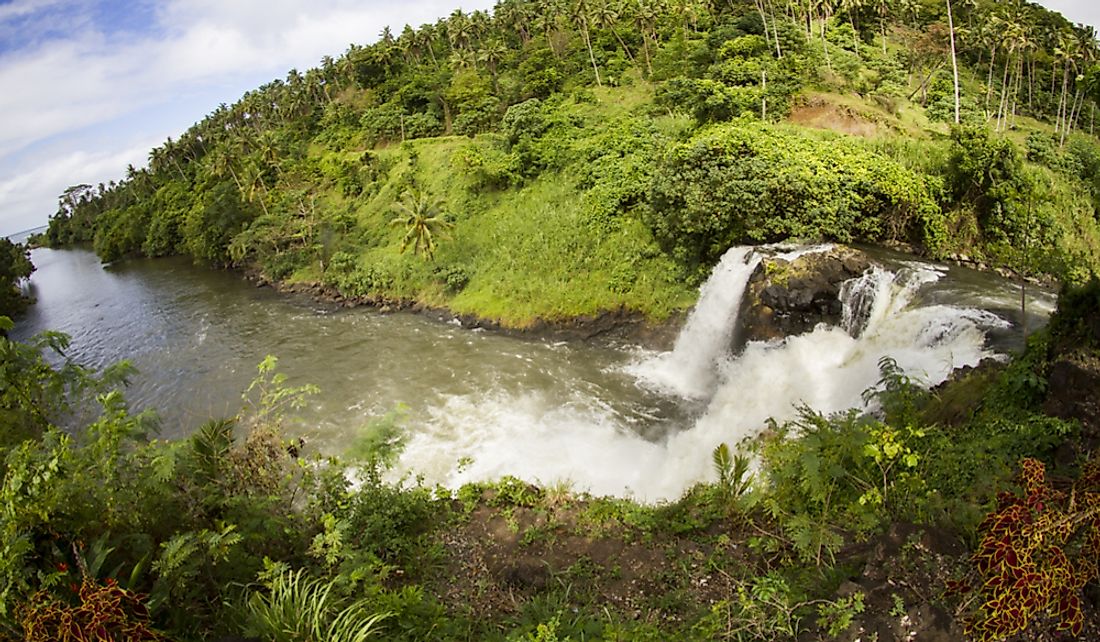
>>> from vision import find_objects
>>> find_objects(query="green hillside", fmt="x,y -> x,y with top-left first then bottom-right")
42,0 -> 1100,326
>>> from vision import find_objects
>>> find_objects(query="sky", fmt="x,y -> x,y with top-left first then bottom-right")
0,0 -> 1096,237
0,0 -> 496,237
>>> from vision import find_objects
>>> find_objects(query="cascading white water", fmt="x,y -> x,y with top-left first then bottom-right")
624,247 -> 762,398
394,246 -> 1010,502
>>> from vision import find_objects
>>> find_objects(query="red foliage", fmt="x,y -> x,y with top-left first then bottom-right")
18,578 -> 165,642
965,457 -> 1100,640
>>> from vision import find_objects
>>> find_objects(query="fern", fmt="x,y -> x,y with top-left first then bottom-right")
712,442 -> 753,502
712,443 -> 733,488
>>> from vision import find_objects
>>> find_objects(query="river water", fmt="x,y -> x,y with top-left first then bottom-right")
13,246 -> 1056,501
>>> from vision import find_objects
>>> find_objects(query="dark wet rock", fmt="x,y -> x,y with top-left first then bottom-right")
1044,356 -> 1100,440
740,246 -> 872,344
802,523 -> 965,642
498,558 -> 549,591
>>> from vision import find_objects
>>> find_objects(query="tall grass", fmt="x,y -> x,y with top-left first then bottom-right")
242,568 -> 389,642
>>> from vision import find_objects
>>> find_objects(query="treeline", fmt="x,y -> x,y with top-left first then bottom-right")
0,240 -> 33,321
40,0 -> 1100,319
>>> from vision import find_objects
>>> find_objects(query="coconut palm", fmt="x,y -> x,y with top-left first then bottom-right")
592,0 -> 635,63
389,189 -> 453,260
572,0 -> 603,86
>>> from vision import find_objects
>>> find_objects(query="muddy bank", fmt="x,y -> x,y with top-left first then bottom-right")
247,271 -> 685,349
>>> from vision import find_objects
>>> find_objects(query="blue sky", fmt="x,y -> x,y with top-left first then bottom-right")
0,0 -> 496,236
0,0 -> 1096,237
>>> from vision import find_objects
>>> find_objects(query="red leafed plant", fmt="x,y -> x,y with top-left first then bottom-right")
963,457 -> 1100,640
18,578 -> 165,642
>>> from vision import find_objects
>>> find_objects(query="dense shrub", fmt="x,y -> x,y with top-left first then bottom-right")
646,121 -> 943,265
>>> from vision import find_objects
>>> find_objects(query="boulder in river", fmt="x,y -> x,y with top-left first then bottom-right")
739,246 -> 871,343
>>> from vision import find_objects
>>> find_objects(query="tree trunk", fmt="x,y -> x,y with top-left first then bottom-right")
908,62 -> 945,101
946,0 -> 960,124
998,53 -> 1012,131
613,30 -> 635,63
985,47 -> 997,117
762,70 -> 767,120
766,0 -> 782,58
582,23 -> 602,87
850,16 -> 861,59
1011,56 -> 1023,128
755,1 -> 772,53
1058,66 -> 1070,143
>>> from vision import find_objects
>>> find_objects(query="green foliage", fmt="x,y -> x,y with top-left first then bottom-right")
388,188 -> 453,261
815,591 -> 864,637
241,567 -> 389,642
346,406 -> 407,468
0,240 -> 34,318
711,443 -> 752,507
183,180 -> 257,266
689,572 -> 822,641
240,355 -> 320,432
938,127 -> 1092,279
1047,277 -> 1100,355
647,122 -> 943,266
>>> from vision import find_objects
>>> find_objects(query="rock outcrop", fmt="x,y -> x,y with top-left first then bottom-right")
739,246 -> 871,344
1043,280 -> 1100,449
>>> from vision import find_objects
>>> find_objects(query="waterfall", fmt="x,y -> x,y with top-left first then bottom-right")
396,246 -> 1010,502
627,244 -> 835,398
625,247 -> 762,398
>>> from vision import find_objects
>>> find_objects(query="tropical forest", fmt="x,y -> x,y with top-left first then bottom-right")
3,0 -> 1100,639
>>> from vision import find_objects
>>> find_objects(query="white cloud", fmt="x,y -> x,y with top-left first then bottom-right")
0,0 -> 494,235
0,140 -> 155,235
0,0 -> 68,22
1032,1 -> 1100,31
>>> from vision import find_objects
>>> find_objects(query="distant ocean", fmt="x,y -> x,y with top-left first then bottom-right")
6,225 -> 47,244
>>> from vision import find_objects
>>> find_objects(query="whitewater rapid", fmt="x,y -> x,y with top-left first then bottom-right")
395,246 -> 1011,502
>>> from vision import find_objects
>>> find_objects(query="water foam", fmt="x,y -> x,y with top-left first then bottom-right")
393,247 -> 1010,502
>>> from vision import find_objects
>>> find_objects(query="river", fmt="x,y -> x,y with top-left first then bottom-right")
12,246 -> 1056,501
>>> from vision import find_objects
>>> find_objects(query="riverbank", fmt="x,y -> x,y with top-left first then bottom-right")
3,275 -> 1096,640
253,268 -> 686,347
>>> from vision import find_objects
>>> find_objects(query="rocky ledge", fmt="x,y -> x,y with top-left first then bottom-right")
739,246 -> 871,344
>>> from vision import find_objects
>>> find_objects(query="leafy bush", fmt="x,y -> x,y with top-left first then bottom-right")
0,241 -> 34,318
646,121 -> 943,266
19,578 -> 166,642
755,407 -> 927,564
434,264 -> 470,293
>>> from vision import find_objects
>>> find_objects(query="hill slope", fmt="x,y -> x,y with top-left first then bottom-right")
41,0 -> 1100,326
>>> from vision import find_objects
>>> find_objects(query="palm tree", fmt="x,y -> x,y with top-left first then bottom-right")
592,0 -> 635,63
389,189 -> 453,260
946,0 -> 960,124
479,39 -> 508,78
448,10 -> 473,51
839,0 -> 863,58
572,0 -> 603,86
634,0 -> 659,74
